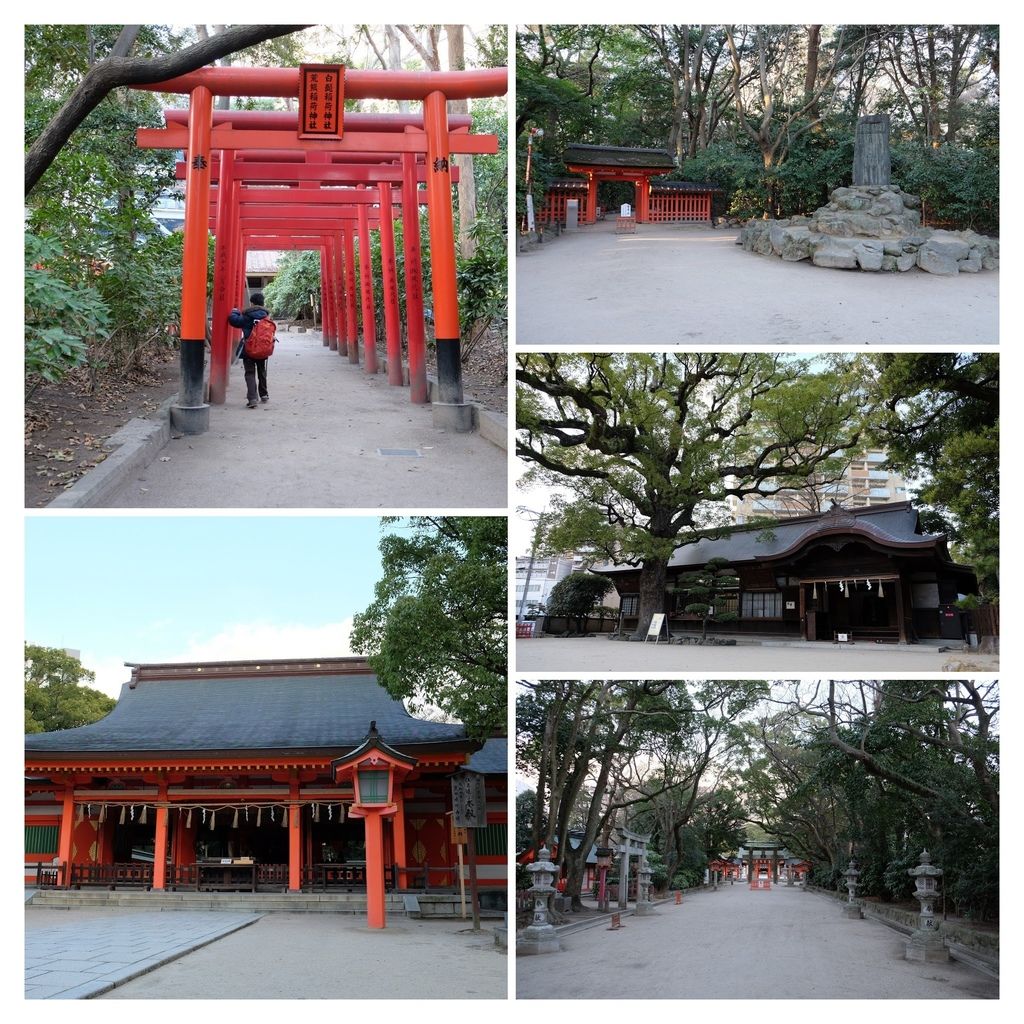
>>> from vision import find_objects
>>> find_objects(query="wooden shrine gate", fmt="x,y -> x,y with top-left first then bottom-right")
131,66 -> 506,434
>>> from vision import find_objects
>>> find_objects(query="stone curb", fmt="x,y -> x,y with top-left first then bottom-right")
425,374 -> 507,452
30,913 -> 263,1000
46,395 -> 176,509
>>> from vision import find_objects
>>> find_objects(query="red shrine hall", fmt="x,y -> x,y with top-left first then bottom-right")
25,658 -> 507,925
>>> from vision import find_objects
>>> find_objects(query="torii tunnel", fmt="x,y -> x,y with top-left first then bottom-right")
132,66 -> 507,434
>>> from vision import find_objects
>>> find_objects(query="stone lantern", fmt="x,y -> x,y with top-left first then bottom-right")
517,846 -> 560,955
635,855 -> 655,916
842,859 -> 862,918
905,850 -> 949,962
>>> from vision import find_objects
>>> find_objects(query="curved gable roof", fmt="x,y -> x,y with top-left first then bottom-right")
24,669 -> 467,755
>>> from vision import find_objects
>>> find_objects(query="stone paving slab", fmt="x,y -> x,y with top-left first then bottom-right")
25,908 -> 262,999
517,883 -> 997,999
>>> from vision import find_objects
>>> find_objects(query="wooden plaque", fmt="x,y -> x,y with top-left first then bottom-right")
299,64 -> 345,140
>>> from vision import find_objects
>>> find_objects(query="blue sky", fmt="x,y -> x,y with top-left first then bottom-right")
25,516 -> 387,696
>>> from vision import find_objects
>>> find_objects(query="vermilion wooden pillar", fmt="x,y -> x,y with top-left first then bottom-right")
424,90 -> 471,430
393,788 -> 407,890
586,174 -> 597,224
333,233 -> 348,357
401,148 -> 428,403
175,85 -> 214,433
209,148 -> 235,403
379,182 -> 403,385
361,810 -> 387,928
320,252 -> 333,348
152,784 -> 169,891
343,227 -> 358,363
58,785 -> 74,886
288,800 -> 302,892
356,185 -> 378,374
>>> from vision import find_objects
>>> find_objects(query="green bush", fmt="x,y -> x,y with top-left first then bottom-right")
25,233 -> 110,396
893,143 -> 999,233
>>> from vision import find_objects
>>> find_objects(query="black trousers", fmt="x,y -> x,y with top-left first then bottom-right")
243,356 -> 268,402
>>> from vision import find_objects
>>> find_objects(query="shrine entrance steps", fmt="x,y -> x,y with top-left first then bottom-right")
29,889 -> 403,915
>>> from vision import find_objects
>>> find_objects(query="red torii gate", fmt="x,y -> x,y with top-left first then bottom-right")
132,66 -> 506,433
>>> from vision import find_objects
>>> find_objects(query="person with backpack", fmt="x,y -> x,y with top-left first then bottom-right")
228,292 -> 276,408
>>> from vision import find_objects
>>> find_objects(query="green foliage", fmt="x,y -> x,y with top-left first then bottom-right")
893,143 -> 999,233
350,517 -> 507,740
458,219 -> 508,357
25,233 -> 110,394
670,557 -> 740,640
264,250 -> 322,320
25,644 -> 115,733
545,572 -> 613,632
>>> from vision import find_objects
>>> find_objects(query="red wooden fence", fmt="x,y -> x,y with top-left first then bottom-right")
648,191 -> 711,222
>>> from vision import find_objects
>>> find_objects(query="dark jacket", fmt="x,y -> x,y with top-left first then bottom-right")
229,305 -> 270,360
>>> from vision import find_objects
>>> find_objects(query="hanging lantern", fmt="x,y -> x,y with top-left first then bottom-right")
232,808 -> 239,828
139,805 -> 148,825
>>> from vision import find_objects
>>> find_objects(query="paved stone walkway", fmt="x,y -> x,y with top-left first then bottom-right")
100,913 -> 506,999
516,637 -> 998,672
100,331 -> 506,508
516,221 -> 998,345
517,884 -> 997,999
25,908 -> 261,999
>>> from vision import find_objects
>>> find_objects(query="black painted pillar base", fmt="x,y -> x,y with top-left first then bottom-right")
172,338 -> 210,435
432,336 -> 473,432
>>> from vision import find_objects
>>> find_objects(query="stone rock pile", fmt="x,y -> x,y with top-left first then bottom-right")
740,184 -> 998,275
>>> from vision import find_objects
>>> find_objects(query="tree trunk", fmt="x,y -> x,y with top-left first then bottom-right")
446,24 -> 477,259
385,26 -> 410,114
804,25 -> 821,124
633,557 -> 668,639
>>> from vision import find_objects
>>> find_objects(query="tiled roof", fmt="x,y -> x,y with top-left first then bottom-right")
595,502 -> 946,575
468,737 -> 507,775
25,670 -> 468,754
565,144 -> 675,169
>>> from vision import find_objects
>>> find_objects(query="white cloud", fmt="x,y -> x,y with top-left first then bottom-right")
82,620 -> 356,699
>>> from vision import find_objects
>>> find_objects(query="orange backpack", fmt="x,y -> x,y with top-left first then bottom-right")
243,316 -> 276,359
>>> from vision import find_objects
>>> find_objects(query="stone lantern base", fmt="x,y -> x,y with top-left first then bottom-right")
517,923 -> 561,956
905,929 -> 949,963
635,900 -> 655,917
842,901 -> 863,919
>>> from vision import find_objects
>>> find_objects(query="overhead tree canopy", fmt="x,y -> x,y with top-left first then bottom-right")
351,517 -> 506,740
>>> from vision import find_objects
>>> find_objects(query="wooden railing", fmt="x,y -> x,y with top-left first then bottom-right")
69,862 -> 153,889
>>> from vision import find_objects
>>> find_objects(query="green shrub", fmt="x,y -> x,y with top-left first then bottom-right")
893,143 -> 999,233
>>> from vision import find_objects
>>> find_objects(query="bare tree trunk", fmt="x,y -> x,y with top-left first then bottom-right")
446,24 -> 477,259
385,25 -> 410,113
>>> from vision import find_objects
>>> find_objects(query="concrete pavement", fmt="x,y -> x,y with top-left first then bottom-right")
100,912 -> 506,999
515,637 -> 998,672
25,907 -> 260,999
95,331 -> 506,508
517,883 -> 996,999
516,221 -> 998,345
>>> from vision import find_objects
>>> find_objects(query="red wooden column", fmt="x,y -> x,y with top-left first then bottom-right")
174,85 -> 214,433
320,249 -> 334,348
152,782 -> 169,891
363,811 -> 386,928
393,788 -> 408,890
401,149 -> 428,403
288,782 -> 302,892
332,233 -> 348,357
356,185 -> 378,374
586,174 -> 597,224
379,182 -> 403,386
58,784 -> 75,887
423,90 -> 471,430
343,227 -> 359,363
209,148 -> 236,403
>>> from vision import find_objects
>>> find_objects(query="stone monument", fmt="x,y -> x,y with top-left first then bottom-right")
740,114 -> 998,275
635,855 -> 656,916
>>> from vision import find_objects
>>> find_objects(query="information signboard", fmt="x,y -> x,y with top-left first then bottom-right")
645,613 -> 668,643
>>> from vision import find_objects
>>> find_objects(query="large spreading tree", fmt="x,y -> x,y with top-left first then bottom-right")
517,352 -> 865,638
